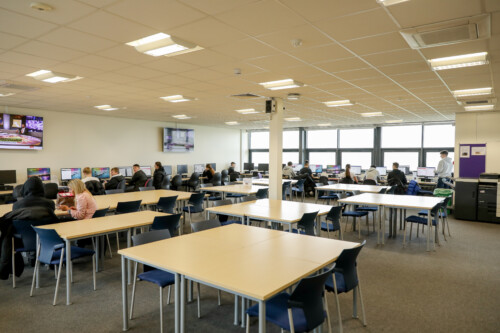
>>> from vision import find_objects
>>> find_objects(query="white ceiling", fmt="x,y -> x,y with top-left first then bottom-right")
0,0 -> 498,129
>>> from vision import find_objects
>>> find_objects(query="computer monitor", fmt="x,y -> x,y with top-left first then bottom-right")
92,167 -> 110,179
61,168 -> 81,181
27,168 -> 50,181
118,166 -> 133,177
0,170 -> 16,184
177,164 -> 188,175
314,165 -> 323,173
376,167 -> 387,176
140,166 -> 152,177
399,165 -> 410,175
326,165 -> 341,173
244,162 -> 254,171
258,163 -> 269,172
194,164 -> 204,173
292,164 -> 302,172
417,167 -> 435,177
164,165 -> 172,175
350,166 -> 362,175
209,163 -> 216,171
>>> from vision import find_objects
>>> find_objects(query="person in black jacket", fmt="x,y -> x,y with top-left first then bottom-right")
387,162 -> 407,194
105,167 -> 125,190
127,164 -> 147,192
228,162 -> 236,175
13,177 -> 55,212
299,161 -> 313,176
202,164 -> 215,182
153,162 -> 167,189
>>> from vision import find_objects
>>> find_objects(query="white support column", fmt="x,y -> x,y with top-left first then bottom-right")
268,98 -> 283,200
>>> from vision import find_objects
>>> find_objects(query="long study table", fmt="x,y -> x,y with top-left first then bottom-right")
199,184 -> 268,200
314,184 -> 390,203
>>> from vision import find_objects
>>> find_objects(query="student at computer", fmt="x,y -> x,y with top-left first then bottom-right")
104,167 -> 125,190
387,162 -> 407,193
282,161 -> 296,179
81,167 -> 99,183
202,163 -> 215,182
13,176 -> 55,212
338,164 -> 358,184
364,165 -> 380,183
59,179 -> 97,220
127,164 -> 147,192
299,161 -> 313,176
435,150 -> 453,188
153,162 -> 167,189
228,162 -> 236,174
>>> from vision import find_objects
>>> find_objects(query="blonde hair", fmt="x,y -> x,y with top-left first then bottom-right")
82,167 -> 91,176
68,179 -> 89,195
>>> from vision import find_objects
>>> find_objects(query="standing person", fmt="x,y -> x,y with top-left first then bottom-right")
282,161 -> 296,179
202,163 -> 215,182
387,162 -> 407,194
104,167 -> 125,190
127,164 -> 147,192
299,161 -> 313,176
339,164 -> 358,184
436,150 -> 453,188
364,165 -> 380,184
59,179 -> 97,220
81,167 -> 99,183
153,162 -> 167,189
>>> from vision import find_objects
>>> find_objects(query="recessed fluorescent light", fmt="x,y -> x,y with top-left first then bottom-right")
235,108 -> 260,114
464,105 -> 494,111
284,117 -> 301,122
94,105 -> 119,111
377,0 -> 410,6
361,112 -> 383,117
259,79 -> 303,91
317,123 -> 331,127
429,52 -> 488,71
26,69 -> 82,83
160,95 -> 195,103
452,87 -> 492,98
385,119 -> 403,123
324,100 -> 354,107
225,121 -> 239,125
126,33 -> 203,57
172,114 -> 191,119
0,92 -> 15,97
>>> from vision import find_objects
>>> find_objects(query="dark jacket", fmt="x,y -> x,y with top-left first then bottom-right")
105,175 -> 125,190
13,177 -> 55,212
202,169 -> 214,182
299,167 -> 313,176
129,170 -> 147,191
228,167 -> 235,174
153,168 -> 167,189
388,169 -> 407,194
85,180 -> 105,195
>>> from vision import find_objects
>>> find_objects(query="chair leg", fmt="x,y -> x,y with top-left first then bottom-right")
159,287 -> 164,333
287,308 -> 295,333
30,255 -> 40,297
357,217 -> 361,239
53,248 -> 65,306
246,314 -> 250,333
92,254 -> 96,291
332,274 -> 343,333
197,282 -> 201,318
358,282 -> 367,326
403,220 -> 407,247
167,285 -> 171,305
130,262 -> 138,320
324,294 -> 333,333
218,290 -> 221,306
446,217 -> 451,237
11,238 -> 15,289
116,232 -> 120,251
352,284 -> 358,318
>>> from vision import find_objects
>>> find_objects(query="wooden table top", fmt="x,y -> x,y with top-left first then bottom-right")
200,184 -> 269,195
38,211 -> 169,239
316,184 -> 390,193
119,224 -> 359,300
338,193 -> 444,210
235,179 -> 298,186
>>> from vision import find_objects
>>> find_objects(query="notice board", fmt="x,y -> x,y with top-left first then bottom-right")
459,143 -> 486,178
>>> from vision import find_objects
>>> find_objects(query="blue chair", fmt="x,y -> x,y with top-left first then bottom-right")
315,183 -> 338,204
200,183 -> 221,202
362,179 -> 377,185
418,197 -> 451,240
157,196 -> 178,214
325,240 -> 367,333
210,199 -> 241,226
152,213 -> 182,237
246,267 -> 334,333
117,179 -> 127,191
292,178 -> 306,202
282,181 -> 291,200
225,182 -> 245,202
404,204 -> 441,246
321,206 -> 343,239
182,192 -> 205,228
255,188 -> 268,199
292,211 -> 319,236
31,226 -> 96,305
113,200 -> 142,250
129,229 -> 175,333
105,188 -> 124,195
356,188 -> 386,233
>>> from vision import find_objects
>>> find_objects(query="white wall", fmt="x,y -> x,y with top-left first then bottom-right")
0,107 -> 242,184
454,111 -> 500,176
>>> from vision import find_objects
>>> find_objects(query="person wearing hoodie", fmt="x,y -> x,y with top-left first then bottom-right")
436,150 -> 453,188
13,176 -> 55,212
282,161 -> 296,179
104,167 -> 125,190
364,165 -> 380,184
153,161 -> 167,189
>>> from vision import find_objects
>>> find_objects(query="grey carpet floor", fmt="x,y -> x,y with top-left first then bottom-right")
1,201 -> 499,333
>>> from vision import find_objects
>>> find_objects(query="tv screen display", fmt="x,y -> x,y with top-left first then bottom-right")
0,113 -> 44,150
140,166 -> 152,177
27,168 -> 50,181
92,167 -> 110,179
0,170 -> 16,184
163,128 -> 194,152
61,168 -> 81,181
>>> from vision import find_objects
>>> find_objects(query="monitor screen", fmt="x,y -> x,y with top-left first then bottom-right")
0,170 -> 16,184
417,167 -> 435,177
164,165 -> 172,175
163,128 -> 194,152
376,167 -> 387,176
313,165 -> 323,173
258,163 -> 269,172
61,168 -> 81,181
399,165 -> 410,175
140,166 -> 152,177
209,163 -> 216,171
350,166 -> 362,175
194,164 -> 204,173
292,163 -> 303,172
27,168 -> 50,181
326,165 -> 341,172
0,113 -> 44,150
92,167 -> 110,179
118,166 -> 133,177
177,164 -> 188,174
244,162 -> 254,171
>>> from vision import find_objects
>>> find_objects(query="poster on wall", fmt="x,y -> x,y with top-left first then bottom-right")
459,145 -> 470,158
459,143 -> 486,178
471,146 -> 486,156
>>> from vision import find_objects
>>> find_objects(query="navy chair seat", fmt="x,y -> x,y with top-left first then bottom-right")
417,209 -> 447,218
246,293 -> 312,333
182,205 -> 204,213
220,220 -> 242,226
137,269 -> 175,288
291,229 -> 307,235
325,272 -> 349,294
343,211 -> 368,217
406,215 -> 438,226
320,221 -> 339,232
356,206 -> 378,212
226,193 -> 244,198
48,246 -> 95,265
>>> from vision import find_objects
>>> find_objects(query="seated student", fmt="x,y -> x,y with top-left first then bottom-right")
299,161 -> 313,176
81,167 -> 100,183
153,161 -> 167,189
387,162 -> 407,193
364,165 -> 380,184
13,177 -> 55,212
338,164 -> 358,184
59,179 -> 97,220
228,162 -> 236,175
127,164 -> 147,192
202,163 -> 215,182
282,161 -> 296,179
104,167 -> 125,190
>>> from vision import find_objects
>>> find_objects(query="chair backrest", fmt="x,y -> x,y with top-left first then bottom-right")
191,219 -> 221,232
339,177 -> 354,184
132,229 -> 171,247
92,207 -> 109,218
43,183 -> 59,199
152,214 -> 182,236
326,206 -> 342,231
363,179 -> 377,185
295,178 -> 305,190
13,218 -> 55,253
32,226 -> 65,265
161,175 -> 171,189
212,172 -> 222,186
255,188 -> 268,199
221,170 -> 229,184
188,192 -> 205,209
334,240 -> 366,292
440,196 -> 451,215
139,187 -> 154,191
147,178 -> 155,188
200,183 -> 213,188
288,267 -> 335,331
157,196 -> 177,214
319,176 -> 329,185
282,181 -> 291,200
171,175 -> 183,189
297,211 -> 319,236
115,200 -> 142,214
378,188 -> 387,194
105,188 -> 124,195
211,199 -> 233,207
117,179 -> 126,191
221,169 -> 228,177
85,180 -> 105,196
240,195 -> 257,202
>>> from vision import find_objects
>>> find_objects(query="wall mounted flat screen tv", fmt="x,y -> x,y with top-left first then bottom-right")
163,128 -> 194,152
0,113 -> 44,150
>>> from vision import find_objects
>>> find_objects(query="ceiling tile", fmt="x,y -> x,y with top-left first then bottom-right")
212,38 -> 277,60
39,27 -> 118,52
342,32 -> 409,56
0,8 -> 57,38
69,54 -> 130,71
13,40 -> 85,62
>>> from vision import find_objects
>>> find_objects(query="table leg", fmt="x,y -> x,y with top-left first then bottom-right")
241,296 -> 246,328
427,209 -> 433,252
381,206 -> 385,245
36,235 -> 40,288
66,239 -> 71,305
376,207 -> 381,245
315,216 -> 320,236
175,274 -> 180,333
180,275 -> 186,333
314,188 -> 318,203
258,300 -> 266,333
234,295 -> 239,325
127,229 -> 131,285
121,255 -> 128,331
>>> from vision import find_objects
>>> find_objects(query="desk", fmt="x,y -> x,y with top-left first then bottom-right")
338,193 -> 444,251
200,185 -> 268,200
119,224 -> 359,333
315,184 -> 390,203
39,210 -> 169,305
235,179 -> 298,186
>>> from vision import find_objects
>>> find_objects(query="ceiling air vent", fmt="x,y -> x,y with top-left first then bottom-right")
400,14 -> 490,49
230,93 -> 262,99
457,98 -> 496,106
0,80 -> 39,92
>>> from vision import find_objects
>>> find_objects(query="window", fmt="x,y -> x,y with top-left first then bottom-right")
423,124 -> 455,148
250,131 -> 269,149
251,152 -> 269,164
384,152 -> 419,171
282,152 -> 299,165
339,128 -> 374,148
283,130 -> 299,149
426,152 -> 454,168
308,152 -> 336,167
341,152 -> 372,169
307,129 -> 337,148
381,125 -> 422,148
